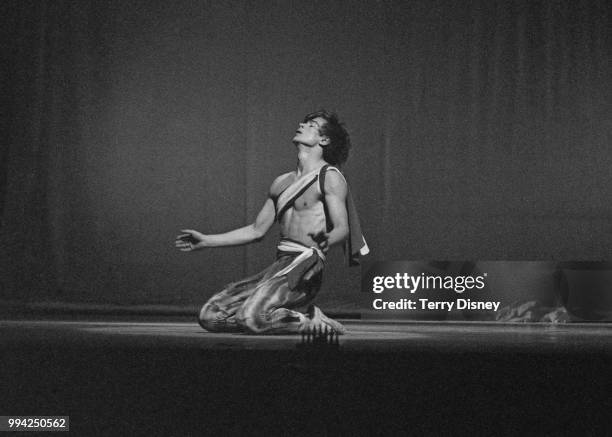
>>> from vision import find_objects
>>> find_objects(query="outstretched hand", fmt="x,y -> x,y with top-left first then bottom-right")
175,229 -> 207,252
308,230 -> 330,255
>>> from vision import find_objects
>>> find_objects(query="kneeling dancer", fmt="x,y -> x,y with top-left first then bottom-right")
176,110 -> 368,334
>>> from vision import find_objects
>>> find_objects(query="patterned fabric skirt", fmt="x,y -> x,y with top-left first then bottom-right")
198,252 -> 323,334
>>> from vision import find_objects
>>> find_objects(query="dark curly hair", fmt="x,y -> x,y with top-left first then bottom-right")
303,110 -> 351,166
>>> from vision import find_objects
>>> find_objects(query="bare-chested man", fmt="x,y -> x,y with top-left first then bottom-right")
175,110 -> 367,334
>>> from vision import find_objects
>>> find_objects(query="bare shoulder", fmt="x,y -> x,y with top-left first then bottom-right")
269,171 -> 295,197
324,168 -> 347,196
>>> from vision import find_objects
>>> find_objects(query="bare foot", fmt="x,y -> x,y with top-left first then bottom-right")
303,305 -> 346,334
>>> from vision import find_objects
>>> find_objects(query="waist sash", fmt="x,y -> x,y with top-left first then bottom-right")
274,239 -> 325,290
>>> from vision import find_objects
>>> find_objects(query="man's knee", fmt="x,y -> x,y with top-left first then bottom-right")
198,303 -> 222,332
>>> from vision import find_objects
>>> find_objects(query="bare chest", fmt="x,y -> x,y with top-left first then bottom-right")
289,183 -> 323,212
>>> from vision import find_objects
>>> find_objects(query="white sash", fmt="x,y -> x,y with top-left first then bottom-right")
273,240 -> 325,279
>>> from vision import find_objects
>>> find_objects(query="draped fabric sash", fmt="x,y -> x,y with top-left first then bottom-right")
319,166 -> 369,265
275,167 -> 321,222
274,239 -> 325,290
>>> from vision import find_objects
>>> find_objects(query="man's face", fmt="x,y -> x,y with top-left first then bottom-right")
292,117 -> 328,147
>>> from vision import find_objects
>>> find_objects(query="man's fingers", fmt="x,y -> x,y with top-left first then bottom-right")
177,243 -> 193,251
175,235 -> 195,251
308,231 -> 329,242
176,231 -> 192,243
176,232 -> 201,244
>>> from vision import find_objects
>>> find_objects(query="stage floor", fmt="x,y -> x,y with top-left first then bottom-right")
2,318 -> 611,436
1,317 -> 612,353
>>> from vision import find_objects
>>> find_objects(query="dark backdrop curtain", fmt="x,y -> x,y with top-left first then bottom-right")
1,0 -> 611,309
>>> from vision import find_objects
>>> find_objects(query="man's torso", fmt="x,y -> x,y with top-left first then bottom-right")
274,171 -> 327,247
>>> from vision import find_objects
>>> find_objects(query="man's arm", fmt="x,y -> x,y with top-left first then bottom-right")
176,198 -> 276,251
175,179 -> 284,251
312,170 -> 349,251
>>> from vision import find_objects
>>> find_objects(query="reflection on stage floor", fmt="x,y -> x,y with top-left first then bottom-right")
2,317 -> 611,436
1,318 -> 611,352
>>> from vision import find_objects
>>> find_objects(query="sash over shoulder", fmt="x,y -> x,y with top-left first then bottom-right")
319,165 -> 369,266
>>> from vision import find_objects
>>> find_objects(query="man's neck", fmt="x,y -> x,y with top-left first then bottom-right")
295,144 -> 326,176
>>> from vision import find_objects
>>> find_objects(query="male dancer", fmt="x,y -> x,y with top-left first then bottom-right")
175,110 -> 368,334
